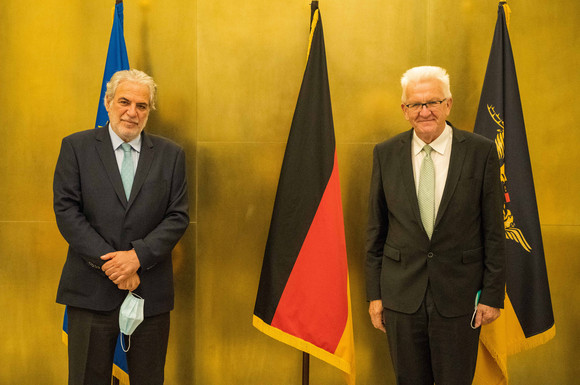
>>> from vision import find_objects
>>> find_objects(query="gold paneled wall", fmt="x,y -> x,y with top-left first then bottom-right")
0,0 -> 578,383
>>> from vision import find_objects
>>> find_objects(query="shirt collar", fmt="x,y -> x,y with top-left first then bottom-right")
108,124 -> 142,153
412,123 -> 452,156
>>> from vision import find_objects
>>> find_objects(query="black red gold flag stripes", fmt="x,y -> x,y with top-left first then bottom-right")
253,2 -> 355,383
473,2 -> 555,384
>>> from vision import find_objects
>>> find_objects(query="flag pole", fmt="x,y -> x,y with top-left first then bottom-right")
300,3 -> 314,385
302,352 -> 310,385
303,6 -> 315,385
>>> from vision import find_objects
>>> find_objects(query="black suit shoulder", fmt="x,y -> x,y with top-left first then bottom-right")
144,132 -> 185,152
59,127 -> 111,158
375,129 -> 412,151
452,126 -> 495,147
61,126 -> 101,142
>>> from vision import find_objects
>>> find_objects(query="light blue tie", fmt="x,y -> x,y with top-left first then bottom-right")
418,145 -> 435,239
120,143 -> 134,200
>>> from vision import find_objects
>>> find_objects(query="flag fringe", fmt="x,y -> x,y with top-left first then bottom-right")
507,325 -> 555,355
479,331 -> 508,380
113,364 -> 131,385
252,315 -> 353,375
474,340 -> 508,385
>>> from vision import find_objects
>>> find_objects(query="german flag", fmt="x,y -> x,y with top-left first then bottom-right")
253,2 -> 355,383
473,2 -> 555,384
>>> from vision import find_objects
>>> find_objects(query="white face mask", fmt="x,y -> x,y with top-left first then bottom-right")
119,291 -> 144,352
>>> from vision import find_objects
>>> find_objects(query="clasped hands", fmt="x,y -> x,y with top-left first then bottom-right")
101,249 -> 141,291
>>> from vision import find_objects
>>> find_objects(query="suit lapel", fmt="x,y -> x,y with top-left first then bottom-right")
128,132 -> 154,209
398,130 -> 423,227
435,125 -> 467,227
95,126 -> 128,207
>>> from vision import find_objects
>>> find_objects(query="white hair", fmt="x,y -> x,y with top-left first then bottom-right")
104,69 -> 157,110
400,66 -> 452,103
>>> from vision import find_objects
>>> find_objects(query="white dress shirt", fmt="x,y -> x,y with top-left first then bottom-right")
109,125 -> 141,174
412,123 -> 453,216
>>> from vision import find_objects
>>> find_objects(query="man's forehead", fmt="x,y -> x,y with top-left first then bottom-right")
406,80 -> 445,98
114,81 -> 150,101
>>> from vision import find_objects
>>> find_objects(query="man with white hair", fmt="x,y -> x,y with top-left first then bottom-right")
54,69 -> 189,384
366,66 -> 505,384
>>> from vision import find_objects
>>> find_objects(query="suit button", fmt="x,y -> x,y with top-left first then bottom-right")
427,252 -> 434,259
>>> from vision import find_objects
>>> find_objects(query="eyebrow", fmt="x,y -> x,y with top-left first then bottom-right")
118,97 -> 149,107
407,98 -> 444,103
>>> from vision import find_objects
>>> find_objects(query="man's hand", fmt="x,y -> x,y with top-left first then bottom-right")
117,273 -> 141,291
473,303 -> 501,328
369,299 -> 386,333
101,249 -> 141,285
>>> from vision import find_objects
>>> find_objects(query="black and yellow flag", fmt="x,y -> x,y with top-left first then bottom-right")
473,2 -> 555,384
253,2 -> 355,383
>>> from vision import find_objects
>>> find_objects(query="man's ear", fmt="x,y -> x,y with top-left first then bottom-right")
401,103 -> 410,121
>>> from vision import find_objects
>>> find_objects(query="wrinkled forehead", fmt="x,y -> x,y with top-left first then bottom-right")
114,81 -> 151,103
405,79 -> 446,100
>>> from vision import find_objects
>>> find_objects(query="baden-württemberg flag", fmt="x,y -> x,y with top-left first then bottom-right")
473,2 -> 555,384
253,2 -> 355,384
62,1 -> 131,384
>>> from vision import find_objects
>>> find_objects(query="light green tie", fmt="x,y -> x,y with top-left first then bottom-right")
418,145 -> 435,239
120,143 -> 134,200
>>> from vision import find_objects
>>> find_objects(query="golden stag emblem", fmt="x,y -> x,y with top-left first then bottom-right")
488,105 -> 532,253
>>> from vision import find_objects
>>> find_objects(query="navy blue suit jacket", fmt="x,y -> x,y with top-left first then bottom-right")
54,125 -> 189,317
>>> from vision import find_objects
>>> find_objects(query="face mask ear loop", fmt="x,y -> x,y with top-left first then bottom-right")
120,333 -> 131,353
470,290 -> 482,330
470,308 -> 479,329
131,292 -> 143,300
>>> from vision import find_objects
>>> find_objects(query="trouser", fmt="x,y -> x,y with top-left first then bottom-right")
67,306 -> 170,385
383,287 -> 480,385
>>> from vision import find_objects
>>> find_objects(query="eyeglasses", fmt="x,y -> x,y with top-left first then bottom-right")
404,99 -> 447,112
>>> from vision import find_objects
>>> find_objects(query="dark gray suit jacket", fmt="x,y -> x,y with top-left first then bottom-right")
366,123 -> 505,317
54,125 -> 189,317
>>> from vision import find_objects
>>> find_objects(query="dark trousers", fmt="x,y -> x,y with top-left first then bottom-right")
67,306 -> 170,385
383,287 -> 480,385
